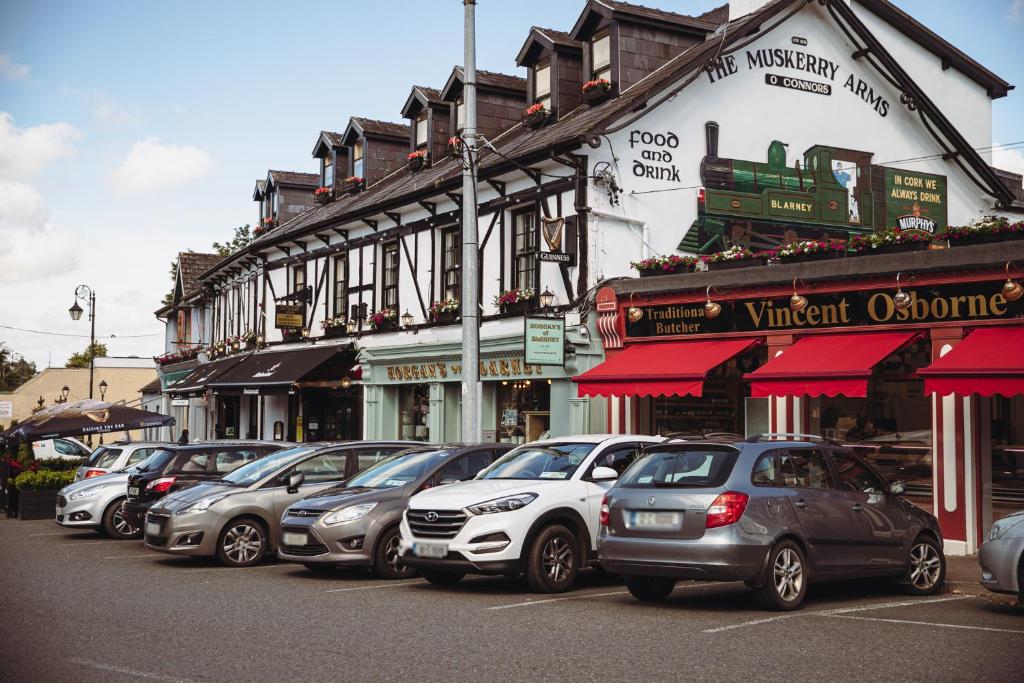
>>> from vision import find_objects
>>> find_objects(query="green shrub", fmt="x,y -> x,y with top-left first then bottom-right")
35,457 -> 85,471
13,469 -> 75,491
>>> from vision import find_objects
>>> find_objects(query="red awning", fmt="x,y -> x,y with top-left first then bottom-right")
919,326 -> 1024,397
573,338 -> 761,398
745,331 -> 920,398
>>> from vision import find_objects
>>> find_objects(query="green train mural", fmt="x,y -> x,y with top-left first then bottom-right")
680,121 -> 948,253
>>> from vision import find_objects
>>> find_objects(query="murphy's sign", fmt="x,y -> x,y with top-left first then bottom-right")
625,280 -> 1019,338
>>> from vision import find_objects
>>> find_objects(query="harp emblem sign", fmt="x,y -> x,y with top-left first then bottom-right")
540,216 -> 564,253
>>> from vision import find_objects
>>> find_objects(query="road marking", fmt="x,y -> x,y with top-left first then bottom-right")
325,580 -> 422,593
68,657 -> 194,683
702,613 -> 801,633
102,553 -> 162,560
183,563 -> 292,574
60,540 -> 131,546
824,614 -> 1024,634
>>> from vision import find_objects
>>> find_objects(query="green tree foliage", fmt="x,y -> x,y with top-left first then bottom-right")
0,344 -> 37,392
212,224 -> 253,257
65,342 -> 108,369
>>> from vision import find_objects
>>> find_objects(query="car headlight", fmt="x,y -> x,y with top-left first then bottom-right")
467,493 -> 538,515
176,495 -> 228,515
323,503 -> 377,525
69,485 -> 107,501
990,518 -> 1023,541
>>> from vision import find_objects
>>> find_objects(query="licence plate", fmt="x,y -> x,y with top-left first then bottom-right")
128,486 -> 140,496
145,521 -> 161,537
630,511 -> 683,531
283,532 -> 308,547
413,542 -> 448,559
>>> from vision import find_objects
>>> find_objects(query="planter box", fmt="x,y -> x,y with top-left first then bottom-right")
408,156 -> 426,173
313,192 -> 332,204
581,87 -> 612,105
17,488 -> 59,520
706,258 -> 766,271
322,326 -> 348,339
500,301 -> 533,316
342,180 -> 364,195
431,311 -> 458,324
945,233 -> 1022,246
370,320 -> 398,333
850,241 -> 931,256
637,264 -> 694,277
779,251 -> 845,264
523,111 -> 548,130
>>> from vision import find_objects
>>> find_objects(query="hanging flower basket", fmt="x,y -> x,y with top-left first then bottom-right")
523,104 -> 549,130
342,176 -> 364,195
847,229 -> 933,256
407,150 -> 428,173
631,254 -> 698,277
939,217 -> 1024,246
702,246 -> 766,271
581,79 -> 613,105
429,298 -> 460,324
313,187 -> 333,204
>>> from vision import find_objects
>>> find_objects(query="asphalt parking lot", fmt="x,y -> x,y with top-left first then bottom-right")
1,517 -> 1022,682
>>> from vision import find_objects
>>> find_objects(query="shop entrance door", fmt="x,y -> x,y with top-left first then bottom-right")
216,395 -> 240,439
302,388 -> 362,442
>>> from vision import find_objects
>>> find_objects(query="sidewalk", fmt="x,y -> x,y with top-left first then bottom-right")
945,554 -> 1021,607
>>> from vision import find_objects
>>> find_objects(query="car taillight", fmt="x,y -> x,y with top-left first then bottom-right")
706,492 -> 748,529
146,476 -> 176,493
698,187 -> 706,204
599,495 -> 610,527
84,469 -> 105,479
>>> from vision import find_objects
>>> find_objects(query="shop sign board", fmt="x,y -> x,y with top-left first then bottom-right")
625,280 -> 1019,339
275,304 -> 305,329
538,251 -> 577,266
0,401 -> 12,419
170,398 -> 189,407
525,317 -> 566,366
379,355 -> 550,384
881,168 -> 947,235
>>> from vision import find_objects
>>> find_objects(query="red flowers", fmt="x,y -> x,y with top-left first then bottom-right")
313,187 -> 332,196
407,149 -> 427,161
525,103 -> 546,116
581,78 -> 612,93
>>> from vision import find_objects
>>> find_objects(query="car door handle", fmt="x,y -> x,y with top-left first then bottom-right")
851,504 -> 864,512
793,499 -> 808,508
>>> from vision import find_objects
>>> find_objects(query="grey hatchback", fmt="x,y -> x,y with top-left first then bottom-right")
598,435 -> 945,610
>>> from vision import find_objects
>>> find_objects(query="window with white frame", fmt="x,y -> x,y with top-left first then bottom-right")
591,30 -> 611,81
441,227 -> 461,302
455,96 -> 465,132
352,140 -> 364,178
322,153 -> 334,188
333,254 -> 347,317
533,60 -> 551,110
382,242 -> 399,311
414,113 -> 429,149
512,209 -> 537,292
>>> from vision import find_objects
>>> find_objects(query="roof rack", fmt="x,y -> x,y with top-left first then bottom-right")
745,433 -> 840,445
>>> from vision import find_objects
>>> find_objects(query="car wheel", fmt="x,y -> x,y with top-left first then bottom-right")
102,498 -> 141,540
420,570 -> 465,586
526,524 -> 580,594
216,518 -> 266,568
624,575 -> 676,602
902,535 -> 945,595
753,540 -> 808,611
373,527 -> 415,580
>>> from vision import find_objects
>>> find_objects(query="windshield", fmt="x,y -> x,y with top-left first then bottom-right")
617,446 -> 738,488
136,449 -> 174,473
86,446 -> 123,469
345,450 -> 452,489
221,447 -> 317,487
478,443 -> 597,480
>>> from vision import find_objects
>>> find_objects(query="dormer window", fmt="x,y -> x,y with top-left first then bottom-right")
533,60 -> 551,110
455,96 -> 465,132
352,140 -> 364,179
414,113 -> 429,150
590,30 -> 611,81
322,154 -> 334,188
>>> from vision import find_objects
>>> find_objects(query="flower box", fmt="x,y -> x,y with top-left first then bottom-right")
778,250 -> 845,264
500,301 -> 530,316
17,488 -> 59,520
323,325 -> 348,338
706,257 -> 766,271
368,308 -> 398,332
581,79 -> 613,105
702,246 -> 765,271
447,136 -> 462,158
939,217 -> 1024,245
852,241 -> 931,256
493,288 -> 536,315
371,320 -> 398,332
523,104 -> 549,130
432,310 -> 458,324
407,151 -> 428,173
342,177 -> 364,195
313,188 -> 332,204
632,254 -> 698,277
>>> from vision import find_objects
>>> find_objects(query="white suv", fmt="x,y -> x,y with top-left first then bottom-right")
399,435 -> 664,593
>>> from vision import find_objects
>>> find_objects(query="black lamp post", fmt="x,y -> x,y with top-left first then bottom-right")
70,284 -> 96,444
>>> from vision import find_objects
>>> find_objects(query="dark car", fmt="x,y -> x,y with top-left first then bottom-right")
278,443 -> 513,579
598,434 -> 945,611
122,442 -> 288,528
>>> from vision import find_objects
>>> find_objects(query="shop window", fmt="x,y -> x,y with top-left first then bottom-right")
322,153 -> 333,188
399,384 -> 430,441
512,209 -> 537,292
591,30 -> 611,82
497,378 -> 550,444
333,254 -> 347,318
441,227 -> 461,301
533,59 -> 551,110
382,241 -> 400,310
352,140 -> 364,178
414,112 -> 429,150
988,396 -> 1024,518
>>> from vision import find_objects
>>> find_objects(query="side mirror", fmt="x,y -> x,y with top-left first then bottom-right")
287,471 -> 305,494
889,481 -> 905,495
590,466 -> 619,482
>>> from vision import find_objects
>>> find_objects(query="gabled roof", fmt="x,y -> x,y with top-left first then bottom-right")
267,170 -> 319,188
341,117 -> 410,145
440,67 -> 528,102
516,26 -> 583,67
177,252 -> 221,300
569,0 -> 721,40
253,179 -> 267,201
401,86 -> 448,119
312,130 -> 345,158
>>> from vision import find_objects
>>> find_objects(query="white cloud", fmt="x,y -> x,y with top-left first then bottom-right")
1009,0 -> 1024,22
0,53 -> 30,81
94,100 -> 142,125
0,179 -> 79,283
107,137 -> 212,193
0,112 -> 82,178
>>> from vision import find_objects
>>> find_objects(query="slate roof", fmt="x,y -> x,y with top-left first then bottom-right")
533,26 -> 579,49
597,0 -> 721,29
268,170 -> 319,187
476,69 -> 527,93
351,117 -> 410,139
178,252 -> 221,297
321,131 -> 345,147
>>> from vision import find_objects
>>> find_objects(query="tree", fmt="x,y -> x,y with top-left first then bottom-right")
66,342 -> 108,369
212,224 -> 253,257
161,256 -> 181,307
0,344 -> 37,392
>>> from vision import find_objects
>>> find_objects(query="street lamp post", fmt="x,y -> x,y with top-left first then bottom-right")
69,284 -> 96,445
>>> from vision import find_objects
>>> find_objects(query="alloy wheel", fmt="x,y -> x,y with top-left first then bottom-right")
223,524 -> 263,564
542,536 -> 573,583
112,507 -> 137,536
384,534 -> 407,574
909,542 -> 942,590
773,547 -> 803,602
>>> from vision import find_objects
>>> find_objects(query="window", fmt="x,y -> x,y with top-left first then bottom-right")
54,439 -> 80,456
294,451 -> 348,483
617,446 -> 739,488
355,446 -> 405,472
127,448 -> 154,467
180,453 -> 211,473
352,140 -> 364,178
455,96 -> 465,132
588,444 -> 641,477
441,227 -> 461,301
479,443 -> 598,481
272,190 -> 280,218
512,209 -> 537,292
292,266 -> 305,295
333,254 -> 347,318
533,60 -> 551,110
829,452 -> 887,494
779,450 -> 835,489
752,453 -> 778,485
92,448 -> 124,469
382,241 -> 399,310
322,153 -> 333,188
591,30 -> 611,81
414,112 -> 429,149
214,451 -> 257,473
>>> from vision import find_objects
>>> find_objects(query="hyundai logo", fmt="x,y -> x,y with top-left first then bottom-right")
648,496 -> 656,506
425,511 -> 439,522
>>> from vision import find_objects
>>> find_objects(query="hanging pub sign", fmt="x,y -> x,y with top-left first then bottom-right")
275,304 -> 305,329
525,316 -> 566,366
625,280 -> 1020,339
881,169 -> 947,236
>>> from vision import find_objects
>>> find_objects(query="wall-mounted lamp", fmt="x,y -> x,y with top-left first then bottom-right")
790,278 -> 808,313
1003,262 -> 1023,302
704,285 -> 722,319
894,272 -> 912,313
340,374 -> 352,390
540,288 -> 556,309
301,328 -> 310,339
346,319 -> 357,334
626,293 -> 643,322
401,310 -> 414,328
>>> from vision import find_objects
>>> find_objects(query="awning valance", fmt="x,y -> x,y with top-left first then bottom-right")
208,346 -> 343,389
573,339 -> 761,398
745,331 -> 920,398
919,326 -> 1024,397
167,355 -> 252,395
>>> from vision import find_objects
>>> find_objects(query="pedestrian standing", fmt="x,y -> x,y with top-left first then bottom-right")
177,429 -> 189,445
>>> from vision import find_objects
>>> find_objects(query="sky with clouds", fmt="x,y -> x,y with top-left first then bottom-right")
0,0 -> 1021,371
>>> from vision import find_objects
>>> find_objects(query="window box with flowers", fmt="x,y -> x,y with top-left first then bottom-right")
407,149 -> 428,173
630,254 -> 698,277
702,246 -> 766,271
773,238 -> 847,263
429,298 -> 460,324
281,327 -> 304,342
847,229 -> 933,256
494,288 -> 536,316
447,136 -> 463,158
255,217 -> 275,236
939,217 -> 1024,246
523,103 -> 549,130
368,308 -> 397,332
581,78 -> 613,105
155,346 -> 200,366
313,187 -> 333,204
320,316 -> 348,338
343,176 -> 364,195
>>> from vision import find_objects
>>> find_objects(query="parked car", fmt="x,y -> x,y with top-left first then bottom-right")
74,441 -> 167,482
598,435 -> 946,611
280,443 -> 512,578
32,437 -> 91,460
979,509 -> 1024,602
56,452 -> 164,539
399,435 -> 664,593
122,442 -> 287,529
142,441 -> 411,566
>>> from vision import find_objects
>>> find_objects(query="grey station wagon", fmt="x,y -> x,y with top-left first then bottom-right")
598,435 -> 945,610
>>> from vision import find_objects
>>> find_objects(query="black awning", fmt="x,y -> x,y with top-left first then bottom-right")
208,346 -> 344,389
168,354 -> 252,395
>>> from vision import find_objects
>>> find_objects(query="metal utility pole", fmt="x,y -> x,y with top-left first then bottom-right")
460,0 -> 482,442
